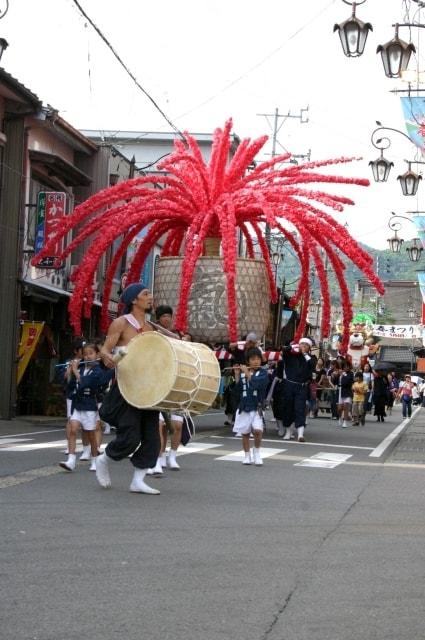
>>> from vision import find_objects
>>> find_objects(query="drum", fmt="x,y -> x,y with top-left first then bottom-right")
116,332 -> 221,415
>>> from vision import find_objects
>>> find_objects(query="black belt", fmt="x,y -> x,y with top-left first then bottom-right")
285,378 -> 310,387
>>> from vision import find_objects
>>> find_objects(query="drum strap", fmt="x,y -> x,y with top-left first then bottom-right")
124,313 -> 153,334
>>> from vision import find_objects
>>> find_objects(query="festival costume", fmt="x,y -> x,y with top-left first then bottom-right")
104,314 -> 160,471
233,368 -> 269,435
273,344 -> 314,441
60,363 -> 113,471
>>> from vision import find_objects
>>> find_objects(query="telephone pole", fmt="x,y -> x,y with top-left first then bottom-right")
257,106 -> 310,249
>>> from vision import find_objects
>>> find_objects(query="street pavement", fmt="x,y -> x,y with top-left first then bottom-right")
1,406 -> 425,640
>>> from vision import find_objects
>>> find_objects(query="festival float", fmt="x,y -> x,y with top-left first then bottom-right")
33,119 -> 384,353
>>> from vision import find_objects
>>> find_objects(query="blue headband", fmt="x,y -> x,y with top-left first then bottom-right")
120,282 -> 149,311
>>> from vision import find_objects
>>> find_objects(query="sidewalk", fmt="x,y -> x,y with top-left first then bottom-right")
387,405 -> 425,465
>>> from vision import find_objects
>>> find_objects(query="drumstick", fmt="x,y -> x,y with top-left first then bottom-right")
148,320 -> 182,339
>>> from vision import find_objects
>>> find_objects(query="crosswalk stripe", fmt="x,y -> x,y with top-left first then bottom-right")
294,452 -> 352,469
176,443 -> 222,456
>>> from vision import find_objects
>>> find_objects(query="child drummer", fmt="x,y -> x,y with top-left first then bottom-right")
232,347 -> 269,466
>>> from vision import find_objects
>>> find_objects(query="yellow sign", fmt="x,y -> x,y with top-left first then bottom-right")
17,321 -> 44,385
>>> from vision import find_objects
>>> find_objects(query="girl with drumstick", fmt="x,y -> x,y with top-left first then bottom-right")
59,343 -> 113,472
232,347 -> 269,466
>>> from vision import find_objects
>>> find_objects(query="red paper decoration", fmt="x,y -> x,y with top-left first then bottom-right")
32,119 -> 384,349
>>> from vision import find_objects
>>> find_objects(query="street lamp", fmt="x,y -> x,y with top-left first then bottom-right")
370,125 -> 425,193
406,237 -> 423,262
369,149 -> 393,183
377,24 -> 416,78
398,162 -> 422,196
334,1 -> 372,58
387,213 -> 423,262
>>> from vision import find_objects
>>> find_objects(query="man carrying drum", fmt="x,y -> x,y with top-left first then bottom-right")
96,282 -> 161,495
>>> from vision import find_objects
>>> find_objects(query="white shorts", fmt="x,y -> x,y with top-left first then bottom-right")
232,410 -> 264,435
339,397 -> 352,405
159,412 -> 184,424
70,410 -> 98,431
66,399 -> 72,419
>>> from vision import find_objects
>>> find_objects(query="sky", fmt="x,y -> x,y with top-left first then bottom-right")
2,0 -> 425,250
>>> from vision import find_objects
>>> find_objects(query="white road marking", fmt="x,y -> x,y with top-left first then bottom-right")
369,407 -> 422,458
0,428 -> 65,438
0,438 -> 33,447
311,452 -> 352,462
176,443 -> 222,456
210,435 -> 373,451
294,451 -> 352,469
295,459 -> 341,469
1,439 -> 70,452
215,446 -> 286,462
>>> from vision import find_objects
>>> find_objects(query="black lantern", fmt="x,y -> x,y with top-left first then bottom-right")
387,229 -> 404,253
369,150 -> 393,182
406,238 -> 423,262
377,26 -> 416,78
397,163 -> 422,196
334,3 -> 372,57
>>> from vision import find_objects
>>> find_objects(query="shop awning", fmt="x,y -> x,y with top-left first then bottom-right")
29,150 -> 92,187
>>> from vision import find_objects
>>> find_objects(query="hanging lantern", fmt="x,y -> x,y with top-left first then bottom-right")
369,150 -> 393,182
406,238 -> 423,262
377,25 -> 416,78
398,164 -> 422,196
387,229 -> 404,253
334,3 -> 372,57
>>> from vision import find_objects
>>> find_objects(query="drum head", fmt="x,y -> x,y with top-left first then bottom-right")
117,332 -> 177,408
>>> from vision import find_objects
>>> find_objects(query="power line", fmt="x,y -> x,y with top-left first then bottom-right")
71,0 -> 184,140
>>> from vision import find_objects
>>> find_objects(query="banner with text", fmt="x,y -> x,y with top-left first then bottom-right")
34,191 -> 66,255
372,324 -> 422,339
17,321 -> 45,385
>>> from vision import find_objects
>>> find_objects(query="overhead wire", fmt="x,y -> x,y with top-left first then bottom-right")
171,0 -> 338,122
71,0 -> 185,140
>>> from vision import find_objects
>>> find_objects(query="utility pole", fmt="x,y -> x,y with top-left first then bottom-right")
257,107 -> 309,250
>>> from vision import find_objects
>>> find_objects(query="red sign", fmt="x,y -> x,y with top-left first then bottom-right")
44,192 -> 66,255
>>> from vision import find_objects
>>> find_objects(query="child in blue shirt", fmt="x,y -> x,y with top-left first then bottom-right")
232,347 -> 269,466
60,343 -> 113,472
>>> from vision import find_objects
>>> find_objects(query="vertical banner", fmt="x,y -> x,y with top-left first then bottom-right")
412,214 -> 425,250
400,96 -> 425,156
44,192 -> 66,255
34,191 -> 66,255
17,321 -> 45,385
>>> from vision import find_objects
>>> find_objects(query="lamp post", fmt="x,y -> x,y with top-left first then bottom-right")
387,213 -> 424,262
370,125 -> 425,194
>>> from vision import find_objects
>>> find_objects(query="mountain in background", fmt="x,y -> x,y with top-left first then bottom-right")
277,242 -> 422,304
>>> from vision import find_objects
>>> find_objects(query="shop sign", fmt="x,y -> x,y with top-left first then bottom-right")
34,191 -> 66,256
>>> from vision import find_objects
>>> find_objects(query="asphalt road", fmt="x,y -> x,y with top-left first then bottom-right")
1,408 -> 425,640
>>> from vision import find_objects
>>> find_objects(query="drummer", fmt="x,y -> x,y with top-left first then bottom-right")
96,282 -> 161,495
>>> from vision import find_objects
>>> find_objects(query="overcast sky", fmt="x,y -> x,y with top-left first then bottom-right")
3,0 -> 425,250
